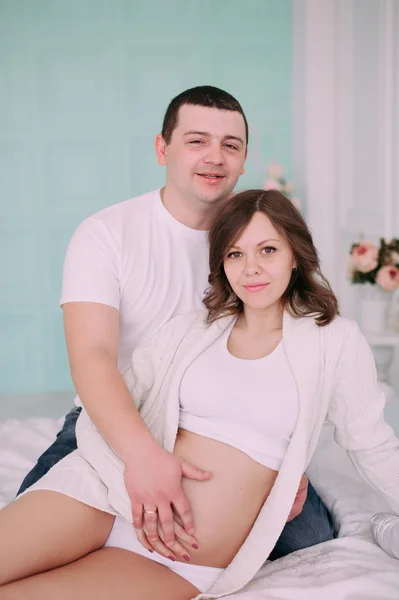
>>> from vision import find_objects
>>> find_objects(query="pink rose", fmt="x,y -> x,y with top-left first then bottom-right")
263,179 -> 281,191
290,197 -> 302,211
267,163 -> 284,179
351,242 -> 378,273
376,265 -> 399,291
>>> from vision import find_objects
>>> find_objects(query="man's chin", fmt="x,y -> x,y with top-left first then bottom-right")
195,186 -> 232,206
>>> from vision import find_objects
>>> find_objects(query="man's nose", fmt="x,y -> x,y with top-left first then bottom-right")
204,144 -> 224,165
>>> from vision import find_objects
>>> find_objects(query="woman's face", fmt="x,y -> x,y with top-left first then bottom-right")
223,211 -> 296,312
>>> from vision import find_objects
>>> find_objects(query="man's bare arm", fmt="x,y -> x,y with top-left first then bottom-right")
63,302 -> 211,560
63,302 -> 154,462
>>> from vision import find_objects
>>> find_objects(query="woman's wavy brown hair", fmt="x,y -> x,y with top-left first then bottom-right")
203,189 -> 339,326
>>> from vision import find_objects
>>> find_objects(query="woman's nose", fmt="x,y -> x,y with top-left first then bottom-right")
244,258 -> 261,275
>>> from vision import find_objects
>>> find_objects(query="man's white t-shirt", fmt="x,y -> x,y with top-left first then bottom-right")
61,189 -> 210,404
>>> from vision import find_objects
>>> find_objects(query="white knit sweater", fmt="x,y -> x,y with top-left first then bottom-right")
25,310 -> 399,599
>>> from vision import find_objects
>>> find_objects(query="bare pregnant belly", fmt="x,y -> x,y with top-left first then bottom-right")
172,429 -> 278,568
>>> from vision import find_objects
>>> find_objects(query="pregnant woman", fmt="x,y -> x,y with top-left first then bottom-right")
1,189 -> 399,600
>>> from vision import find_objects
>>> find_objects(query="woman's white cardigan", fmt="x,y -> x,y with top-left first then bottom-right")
25,311 -> 399,600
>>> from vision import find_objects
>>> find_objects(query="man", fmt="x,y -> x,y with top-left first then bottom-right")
18,86 -> 334,558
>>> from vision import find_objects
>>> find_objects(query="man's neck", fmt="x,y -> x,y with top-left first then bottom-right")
160,186 -> 226,231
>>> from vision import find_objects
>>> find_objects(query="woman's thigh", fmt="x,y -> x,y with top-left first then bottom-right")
0,490 -> 114,586
0,547 -> 200,600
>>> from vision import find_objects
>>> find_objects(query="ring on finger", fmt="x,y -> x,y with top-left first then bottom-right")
144,507 -> 158,515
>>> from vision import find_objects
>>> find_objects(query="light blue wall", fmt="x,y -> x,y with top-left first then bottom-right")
0,0 -> 292,395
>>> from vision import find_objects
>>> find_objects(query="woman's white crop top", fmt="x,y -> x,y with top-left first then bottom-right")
179,322 -> 298,470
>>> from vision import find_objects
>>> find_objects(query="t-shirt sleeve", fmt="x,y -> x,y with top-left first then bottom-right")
60,217 -> 121,309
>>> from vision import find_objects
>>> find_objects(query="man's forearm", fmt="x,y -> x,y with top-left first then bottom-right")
70,351 -> 158,463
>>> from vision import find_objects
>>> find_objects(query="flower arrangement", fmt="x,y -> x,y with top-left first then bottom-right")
348,238 -> 399,291
263,162 -> 301,211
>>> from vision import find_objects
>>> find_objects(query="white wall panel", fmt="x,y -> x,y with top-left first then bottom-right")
293,0 -> 399,319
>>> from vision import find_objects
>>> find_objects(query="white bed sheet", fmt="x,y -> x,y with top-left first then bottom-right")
1,418 -> 399,599
227,424 -> 399,599
0,417 -> 63,508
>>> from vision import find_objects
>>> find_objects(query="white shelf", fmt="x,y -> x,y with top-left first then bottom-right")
363,332 -> 399,346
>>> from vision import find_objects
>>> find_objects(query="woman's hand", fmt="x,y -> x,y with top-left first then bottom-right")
140,517 -> 202,562
123,442 -> 212,560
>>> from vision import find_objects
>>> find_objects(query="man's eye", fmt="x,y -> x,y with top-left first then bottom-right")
189,140 -> 203,144
225,144 -> 238,150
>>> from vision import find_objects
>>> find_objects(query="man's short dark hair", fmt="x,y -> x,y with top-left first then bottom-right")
161,85 -> 249,146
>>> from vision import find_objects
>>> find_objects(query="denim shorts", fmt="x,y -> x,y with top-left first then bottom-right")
17,407 -> 82,496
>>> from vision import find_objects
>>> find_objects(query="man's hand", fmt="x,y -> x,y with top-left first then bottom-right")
286,474 -> 308,522
124,443 -> 212,561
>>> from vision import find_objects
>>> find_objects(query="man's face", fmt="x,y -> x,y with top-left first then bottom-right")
157,104 -> 247,206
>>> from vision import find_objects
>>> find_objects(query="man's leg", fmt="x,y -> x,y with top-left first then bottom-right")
16,407 -> 82,495
268,479 -> 336,561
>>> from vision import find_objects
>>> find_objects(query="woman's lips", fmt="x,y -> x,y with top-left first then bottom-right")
243,283 -> 269,293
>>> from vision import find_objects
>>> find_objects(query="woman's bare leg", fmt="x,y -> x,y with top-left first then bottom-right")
0,491 -> 114,586
0,547 -> 200,600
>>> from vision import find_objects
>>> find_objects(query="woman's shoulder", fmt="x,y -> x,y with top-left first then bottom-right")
289,313 -> 361,351
323,314 -> 359,335
292,315 -> 368,376
286,311 -> 355,334
317,315 -> 366,361
294,312 -> 358,333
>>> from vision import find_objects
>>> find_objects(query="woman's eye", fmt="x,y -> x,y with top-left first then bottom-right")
262,246 -> 277,255
227,251 -> 242,259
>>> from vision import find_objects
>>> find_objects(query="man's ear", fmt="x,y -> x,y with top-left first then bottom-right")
240,147 -> 248,175
155,134 -> 167,166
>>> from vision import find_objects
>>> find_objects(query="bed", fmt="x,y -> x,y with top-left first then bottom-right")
1,401 -> 399,599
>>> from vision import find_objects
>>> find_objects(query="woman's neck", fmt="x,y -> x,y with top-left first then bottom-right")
236,304 -> 284,335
